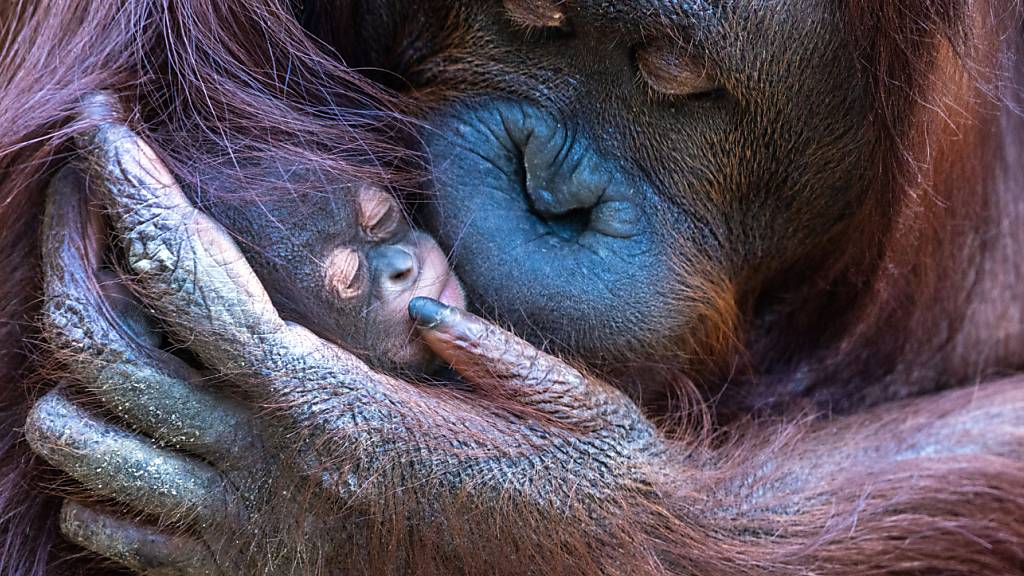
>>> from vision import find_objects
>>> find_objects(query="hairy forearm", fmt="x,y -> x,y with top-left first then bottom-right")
641,379 -> 1024,575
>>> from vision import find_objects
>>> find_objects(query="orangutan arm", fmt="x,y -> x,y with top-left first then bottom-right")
26,103 -> 669,575
24,101 -> 1024,576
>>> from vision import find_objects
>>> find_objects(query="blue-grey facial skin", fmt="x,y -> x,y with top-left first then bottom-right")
422,102 -> 677,360
339,0 -> 872,365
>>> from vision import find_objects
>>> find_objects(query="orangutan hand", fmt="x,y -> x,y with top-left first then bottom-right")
24,95 -> 664,575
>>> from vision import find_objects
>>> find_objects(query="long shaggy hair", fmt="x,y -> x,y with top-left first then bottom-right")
1,1 -> 1022,575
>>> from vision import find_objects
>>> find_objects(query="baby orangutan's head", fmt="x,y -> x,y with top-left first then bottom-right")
193,173 -> 464,373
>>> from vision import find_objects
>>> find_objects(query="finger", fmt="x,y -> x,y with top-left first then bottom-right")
61,500 -> 218,576
410,297 -> 645,432
76,96 -> 397,406
77,92 -> 285,372
42,164 -> 261,466
25,389 -> 234,528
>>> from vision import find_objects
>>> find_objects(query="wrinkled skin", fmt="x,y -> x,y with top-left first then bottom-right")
23,1 -> 1024,575
341,0 -> 869,366
27,115 -> 661,574
183,165 -> 467,372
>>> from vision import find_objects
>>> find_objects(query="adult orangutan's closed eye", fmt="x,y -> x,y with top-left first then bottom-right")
5,0 -> 1024,574
634,43 -> 724,100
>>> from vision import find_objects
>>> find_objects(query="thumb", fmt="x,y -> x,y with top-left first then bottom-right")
409,297 -> 642,433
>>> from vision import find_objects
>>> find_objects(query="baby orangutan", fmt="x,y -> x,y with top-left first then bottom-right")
27,102 -> 660,575
191,172 -> 466,374
75,92 -> 464,374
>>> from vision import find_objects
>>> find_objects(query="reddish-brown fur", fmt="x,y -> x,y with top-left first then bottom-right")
1,1 -> 1023,574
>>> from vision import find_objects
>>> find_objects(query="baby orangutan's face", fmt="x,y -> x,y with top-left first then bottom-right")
199,179 -> 464,373
322,185 -> 465,369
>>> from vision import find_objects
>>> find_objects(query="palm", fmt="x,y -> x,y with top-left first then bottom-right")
26,96 -> 662,575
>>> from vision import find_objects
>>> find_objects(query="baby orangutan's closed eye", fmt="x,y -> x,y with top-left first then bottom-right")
191,173 -> 465,375
358,184 -> 402,241
325,247 -> 364,299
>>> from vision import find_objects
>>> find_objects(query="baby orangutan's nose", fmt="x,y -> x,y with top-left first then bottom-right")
373,244 -> 418,292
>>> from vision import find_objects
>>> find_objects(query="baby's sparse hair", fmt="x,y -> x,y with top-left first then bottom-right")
185,162 -> 465,373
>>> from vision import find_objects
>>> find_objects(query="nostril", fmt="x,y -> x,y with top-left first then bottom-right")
374,245 -> 418,290
389,265 -> 413,283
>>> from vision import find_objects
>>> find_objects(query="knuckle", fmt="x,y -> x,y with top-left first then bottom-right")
125,217 -> 189,278
24,391 -> 77,456
123,212 -> 282,338
41,293 -> 136,380
273,321 -> 336,364
42,295 -> 91,352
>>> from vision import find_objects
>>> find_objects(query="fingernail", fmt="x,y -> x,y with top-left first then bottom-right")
76,94 -> 118,148
81,92 -> 121,121
408,297 -> 451,328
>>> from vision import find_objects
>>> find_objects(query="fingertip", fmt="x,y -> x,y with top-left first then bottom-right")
76,92 -> 122,149
80,91 -> 122,122
408,296 -> 454,329
60,499 -> 97,537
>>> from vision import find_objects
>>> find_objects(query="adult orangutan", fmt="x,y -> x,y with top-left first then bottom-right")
1,0 -> 1023,575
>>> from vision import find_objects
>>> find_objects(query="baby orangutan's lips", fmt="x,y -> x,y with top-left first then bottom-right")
385,232 -> 464,372
435,273 -> 465,309
409,231 -> 466,310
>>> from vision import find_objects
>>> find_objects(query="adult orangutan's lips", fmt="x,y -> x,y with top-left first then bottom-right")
420,101 -> 670,358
